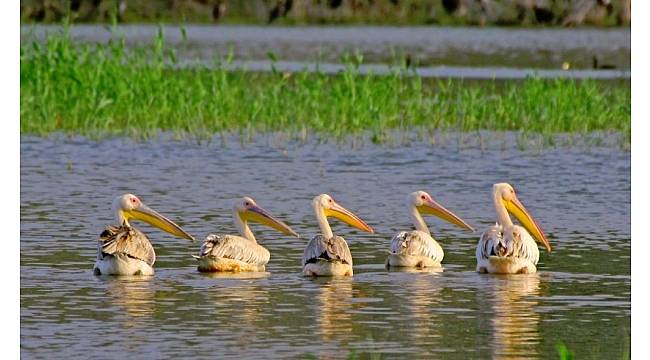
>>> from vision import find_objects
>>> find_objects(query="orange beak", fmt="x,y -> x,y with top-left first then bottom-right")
417,198 -> 474,232
325,200 -> 374,233
504,195 -> 551,252
242,203 -> 299,237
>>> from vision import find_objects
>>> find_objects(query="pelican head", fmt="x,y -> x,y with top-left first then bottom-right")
408,191 -> 474,231
234,197 -> 299,237
112,194 -> 195,241
493,183 -> 550,252
313,194 -> 374,233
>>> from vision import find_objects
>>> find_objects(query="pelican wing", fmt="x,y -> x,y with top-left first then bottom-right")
98,225 -> 156,266
302,235 -> 353,266
199,234 -> 270,266
476,224 -> 540,265
390,230 -> 444,262
476,223 -> 502,261
504,225 -> 540,265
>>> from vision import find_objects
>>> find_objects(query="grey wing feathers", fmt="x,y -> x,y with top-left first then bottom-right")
476,223 -> 502,261
390,230 -> 443,262
98,225 -> 156,266
302,235 -> 352,266
476,224 -> 539,265
199,234 -> 270,266
507,226 -> 540,265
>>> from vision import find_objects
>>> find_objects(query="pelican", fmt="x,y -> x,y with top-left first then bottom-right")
476,183 -> 552,274
94,194 -> 195,276
195,197 -> 298,272
302,194 -> 374,277
386,191 -> 474,268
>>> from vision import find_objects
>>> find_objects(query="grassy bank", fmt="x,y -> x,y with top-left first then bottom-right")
20,28 -> 630,142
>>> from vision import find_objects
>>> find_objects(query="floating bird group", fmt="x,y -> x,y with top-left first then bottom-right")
94,182 -> 551,277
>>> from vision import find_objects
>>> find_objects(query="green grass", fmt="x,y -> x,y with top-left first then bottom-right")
20,27 -> 630,143
556,343 -> 575,360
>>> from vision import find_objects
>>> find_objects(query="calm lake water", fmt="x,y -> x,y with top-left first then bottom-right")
20,134 -> 630,359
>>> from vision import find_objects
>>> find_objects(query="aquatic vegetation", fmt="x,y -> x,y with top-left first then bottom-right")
556,343 -> 575,360
20,27 -> 630,143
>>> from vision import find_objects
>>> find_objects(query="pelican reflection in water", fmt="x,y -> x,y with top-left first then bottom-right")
480,274 -> 543,359
314,279 -> 354,340
105,277 -> 155,315
202,279 -> 271,346
306,278 -> 354,358
395,271 -> 445,354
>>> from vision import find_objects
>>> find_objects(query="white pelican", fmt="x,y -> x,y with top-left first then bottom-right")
476,183 -> 552,274
94,194 -> 195,276
386,191 -> 474,268
302,194 -> 374,277
195,197 -> 298,272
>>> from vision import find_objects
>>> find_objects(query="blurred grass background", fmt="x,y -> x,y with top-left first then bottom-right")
21,0 -> 631,27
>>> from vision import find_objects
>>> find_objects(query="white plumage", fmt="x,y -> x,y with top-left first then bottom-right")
386,191 -> 473,269
302,235 -> 354,276
475,183 -> 550,274
302,235 -> 353,265
301,194 -> 374,277
95,225 -> 156,275
476,224 -> 540,274
196,234 -> 271,272
387,230 -> 444,268
195,197 -> 297,273
93,194 -> 194,276
200,234 -> 270,265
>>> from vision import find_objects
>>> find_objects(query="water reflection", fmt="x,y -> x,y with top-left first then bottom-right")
315,278 -> 354,341
22,25 -> 631,72
200,271 -> 271,280
386,266 -> 444,275
488,275 -> 542,360
103,276 -> 156,329
202,278 -> 271,341
104,277 -> 155,318
20,137 -> 630,358
402,272 -> 444,346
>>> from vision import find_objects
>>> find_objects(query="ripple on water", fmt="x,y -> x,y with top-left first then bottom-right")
21,135 -> 630,359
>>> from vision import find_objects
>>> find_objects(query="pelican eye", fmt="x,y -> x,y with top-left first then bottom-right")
421,195 -> 426,200
245,202 -> 250,206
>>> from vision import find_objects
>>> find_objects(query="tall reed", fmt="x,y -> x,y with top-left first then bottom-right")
20,27 -> 631,142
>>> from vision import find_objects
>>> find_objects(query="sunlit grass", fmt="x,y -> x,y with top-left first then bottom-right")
20,27 -> 630,143
556,343 -> 575,360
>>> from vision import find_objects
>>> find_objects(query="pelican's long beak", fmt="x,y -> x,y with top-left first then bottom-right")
124,203 -> 195,241
325,201 -> 374,233
418,198 -> 475,232
504,195 -> 551,252
243,204 -> 299,237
